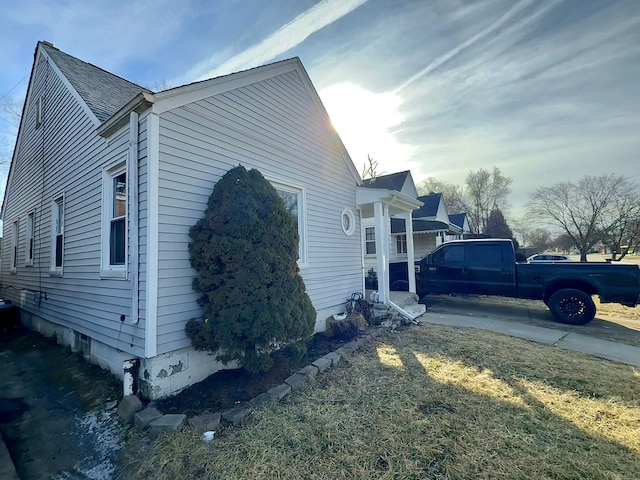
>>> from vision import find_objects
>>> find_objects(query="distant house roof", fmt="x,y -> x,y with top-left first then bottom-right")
41,42 -> 150,123
413,193 -> 442,219
449,213 -> 467,230
390,218 -> 452,234
362,171 -> 411,191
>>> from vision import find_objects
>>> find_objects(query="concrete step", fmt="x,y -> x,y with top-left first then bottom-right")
388,291 -> 426,320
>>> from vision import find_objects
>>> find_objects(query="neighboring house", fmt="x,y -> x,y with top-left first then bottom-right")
447,213 -> 472,240
0,42 -> 363,398
358,171 -> 422,297
360,175 -> 473,293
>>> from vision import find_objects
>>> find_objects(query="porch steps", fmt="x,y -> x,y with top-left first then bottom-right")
388,291 -> 426,320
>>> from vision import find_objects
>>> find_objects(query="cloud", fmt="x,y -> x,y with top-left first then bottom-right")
184,0 -> 368,82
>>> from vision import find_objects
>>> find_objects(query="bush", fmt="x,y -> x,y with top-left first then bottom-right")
186,166 -> 316,373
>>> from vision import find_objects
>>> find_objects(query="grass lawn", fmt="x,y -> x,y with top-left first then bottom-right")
129,324 -> 640,479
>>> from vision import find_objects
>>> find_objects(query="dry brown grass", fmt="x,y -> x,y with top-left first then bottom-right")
128,325 -> 640,479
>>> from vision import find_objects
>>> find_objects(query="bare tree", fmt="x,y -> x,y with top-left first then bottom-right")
597,180 -> 640,260
528,228 -> 552,253
0,96 -> 22,164
465,167 -> 512,234
361,155 -> 383,180
527,174 -> 635,261
416,177 -> 468,217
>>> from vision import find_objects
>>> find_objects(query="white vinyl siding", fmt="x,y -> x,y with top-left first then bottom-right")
153,67 -> 362,354
0,54 -> 145,358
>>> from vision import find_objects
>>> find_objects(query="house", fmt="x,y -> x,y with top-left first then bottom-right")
448,213 -> 472,239
0,42 -> 364,398
360,175 -> 472,294
358,171 -> 423,299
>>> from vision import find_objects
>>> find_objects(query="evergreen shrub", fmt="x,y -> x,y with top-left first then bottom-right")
186,166 -> 316,373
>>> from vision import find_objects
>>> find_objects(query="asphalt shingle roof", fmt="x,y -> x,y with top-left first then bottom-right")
413,193 -> 442,218
362,171 -> 410,191
390,218 -> 450,234
449,213 -> 467,229
41,42 -> 149,123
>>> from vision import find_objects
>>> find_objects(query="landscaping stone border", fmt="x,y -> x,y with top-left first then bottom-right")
120,327 -> 386,433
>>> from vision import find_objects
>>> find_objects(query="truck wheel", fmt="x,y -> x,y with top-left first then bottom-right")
547,289 -> 596,325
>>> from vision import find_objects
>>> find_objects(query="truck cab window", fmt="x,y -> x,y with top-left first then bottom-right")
432,245 -> 464,265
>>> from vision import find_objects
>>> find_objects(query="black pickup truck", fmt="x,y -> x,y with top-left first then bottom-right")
414,239 -> 640,325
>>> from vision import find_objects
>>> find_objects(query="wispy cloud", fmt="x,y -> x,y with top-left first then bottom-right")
184,0 -> 368,82
395,0 -> 564,93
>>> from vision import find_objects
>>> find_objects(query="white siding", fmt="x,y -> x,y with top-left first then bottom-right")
153,69 -> 362,354
0,55 -> 146,357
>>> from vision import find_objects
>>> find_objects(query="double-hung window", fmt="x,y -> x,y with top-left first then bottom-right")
10,220 -> 18,273
26,212 -> 35,266
273,182 -> 307,266
396,234 -> 407,254
365,227 -> 376,255
51,196 -> 64,275
101,163 -> 127,278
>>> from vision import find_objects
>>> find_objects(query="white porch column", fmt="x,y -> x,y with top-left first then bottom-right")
374,201 -> 389,303
405,211 -> 416,293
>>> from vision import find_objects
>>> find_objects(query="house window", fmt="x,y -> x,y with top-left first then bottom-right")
35,97 -> 42,129
102,163 -> 127,277
10,220 -> 18,273
365,227 -> 376,255
26,212 -> 35,266
341,208 -> 356,236
274,183 -> 307,265
51,196 -> 64,274
396,234 -> 407,254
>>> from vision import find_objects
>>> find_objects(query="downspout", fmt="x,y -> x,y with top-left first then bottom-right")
128,112 -> 139,324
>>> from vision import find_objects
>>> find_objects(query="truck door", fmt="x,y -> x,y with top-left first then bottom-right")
466,243 -> 516,296
425,243 -> 467,294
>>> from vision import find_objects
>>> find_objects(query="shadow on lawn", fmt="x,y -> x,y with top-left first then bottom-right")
385,326 -> 639,477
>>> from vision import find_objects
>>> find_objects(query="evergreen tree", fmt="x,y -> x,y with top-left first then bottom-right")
186,166 -> 316,373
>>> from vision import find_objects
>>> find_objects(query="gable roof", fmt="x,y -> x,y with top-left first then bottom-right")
40,42 -> 149,123
413,193 -> 442,218
449,213 -> 467,230
362,171 -> 411,191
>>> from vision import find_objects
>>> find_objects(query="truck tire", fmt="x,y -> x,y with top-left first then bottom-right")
547,289 -> 596,325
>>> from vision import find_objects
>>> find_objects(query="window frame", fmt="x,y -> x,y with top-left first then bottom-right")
101,161 -> 128,279
25,211 -> 35,266
50,195 -> 64,276
10,220 -> 18,273
396,234 -> 407,254
272,181 -> 308,267
365,227 -> 376,255
35,97 -> 42,129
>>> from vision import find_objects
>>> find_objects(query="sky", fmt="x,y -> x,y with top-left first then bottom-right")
1,0 -> 639,218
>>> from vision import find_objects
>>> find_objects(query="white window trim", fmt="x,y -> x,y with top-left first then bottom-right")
364,226 -> 376,256
341,208 -> 356,236
50,195 -> 64,276
271,180 -> 308,267
10,220 -> 18,273
100,161 -> 128,279
35,97 -> 42,129
396,234 -> 408,254
25,210 -> 35,266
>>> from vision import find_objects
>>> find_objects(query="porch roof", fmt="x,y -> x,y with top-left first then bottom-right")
390,218 -> 462,234
356,187 -> 423,217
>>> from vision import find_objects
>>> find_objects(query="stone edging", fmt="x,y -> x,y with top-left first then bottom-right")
117,328 -> 386,433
